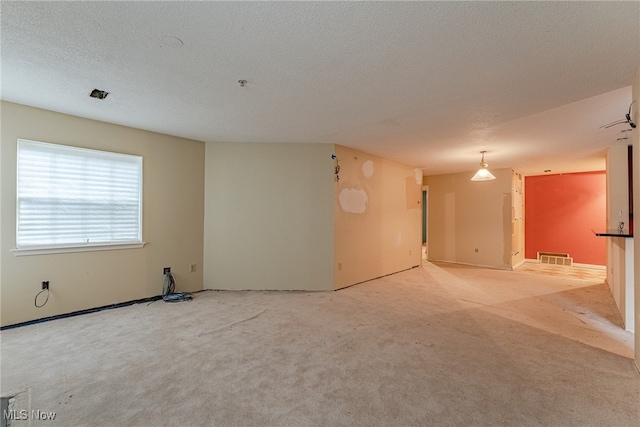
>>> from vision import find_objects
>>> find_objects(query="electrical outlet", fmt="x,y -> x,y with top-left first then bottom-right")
163,267 -> 171,274
189,263 -> 196,273
42,281 -> 49,290
338,262 -> 342,271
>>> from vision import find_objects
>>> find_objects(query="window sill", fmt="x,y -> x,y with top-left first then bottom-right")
11,242 -> 146,256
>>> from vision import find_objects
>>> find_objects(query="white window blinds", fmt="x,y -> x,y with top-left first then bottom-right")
16,139 -> 143,250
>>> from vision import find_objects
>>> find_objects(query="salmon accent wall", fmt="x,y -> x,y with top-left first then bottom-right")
524,171 -> 606,265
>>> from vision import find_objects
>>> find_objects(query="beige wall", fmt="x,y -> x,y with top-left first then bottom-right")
512,171 -> 525,268
632,63 -> 640,370
203,142 -> 335,291
0,102 -> 205,327
333,146 -> 422,289
606,144 -> 630,233
606,144 -> 634,331
425,168 -> 513,269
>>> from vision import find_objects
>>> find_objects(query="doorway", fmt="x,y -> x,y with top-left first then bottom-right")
422,187 -> 428,261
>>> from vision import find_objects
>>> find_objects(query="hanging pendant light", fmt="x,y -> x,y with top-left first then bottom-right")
470,151 -> 496,181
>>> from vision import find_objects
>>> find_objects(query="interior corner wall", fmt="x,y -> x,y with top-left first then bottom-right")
425,168 -> 513,269
524,172 -> 606,265
511,171 -> 525,269
203,142 -> 334,291
632,63 -> 639,370
332,146 -> 422,289
0,101 -> 205,327
606,144 -> 633,331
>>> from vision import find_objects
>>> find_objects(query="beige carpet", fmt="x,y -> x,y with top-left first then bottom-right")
1,262 -> 638,426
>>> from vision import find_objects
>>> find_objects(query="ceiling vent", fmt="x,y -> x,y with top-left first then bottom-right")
89,89 -> 109,100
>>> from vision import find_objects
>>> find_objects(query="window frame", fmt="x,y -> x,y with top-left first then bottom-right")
12,139 -> 145,256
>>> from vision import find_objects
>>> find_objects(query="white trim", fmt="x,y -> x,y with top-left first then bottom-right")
16,139 -> 143,248
572,262 -> 607,270
524,258 -> 607,270
511,258 -> 526,270
11,242 -> 146,256
425,259 -> 512,271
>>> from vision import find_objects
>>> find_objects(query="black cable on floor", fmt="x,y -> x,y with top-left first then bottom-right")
162,272 -> 192,303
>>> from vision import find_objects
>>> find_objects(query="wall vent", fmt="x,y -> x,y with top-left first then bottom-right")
537,251 -> 573,266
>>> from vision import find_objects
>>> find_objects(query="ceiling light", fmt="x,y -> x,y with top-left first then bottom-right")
89,89 -> 109,100
470,151 -> 496,181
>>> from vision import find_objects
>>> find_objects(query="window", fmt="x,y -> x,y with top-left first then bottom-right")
14,139 -> 144,255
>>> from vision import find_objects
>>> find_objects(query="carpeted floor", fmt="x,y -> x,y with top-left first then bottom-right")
1,261 -> 638,426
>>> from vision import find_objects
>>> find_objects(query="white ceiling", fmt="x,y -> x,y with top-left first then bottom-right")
2,1 -> 639,176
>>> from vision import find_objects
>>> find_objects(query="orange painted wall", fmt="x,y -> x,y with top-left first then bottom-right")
524,171 -> 606,265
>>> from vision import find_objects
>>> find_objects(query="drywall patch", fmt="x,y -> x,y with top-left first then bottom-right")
414,168 -> 423,185
339,188 -> 368,213
406,176 -> 421,209
395,231 -> 402,247
362,160 -> 374,178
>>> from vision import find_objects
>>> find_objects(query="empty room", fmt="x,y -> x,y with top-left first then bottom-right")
1,2 -> 639,426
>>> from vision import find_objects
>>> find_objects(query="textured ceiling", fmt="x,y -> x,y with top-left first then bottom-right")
1,1 -> 639,176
